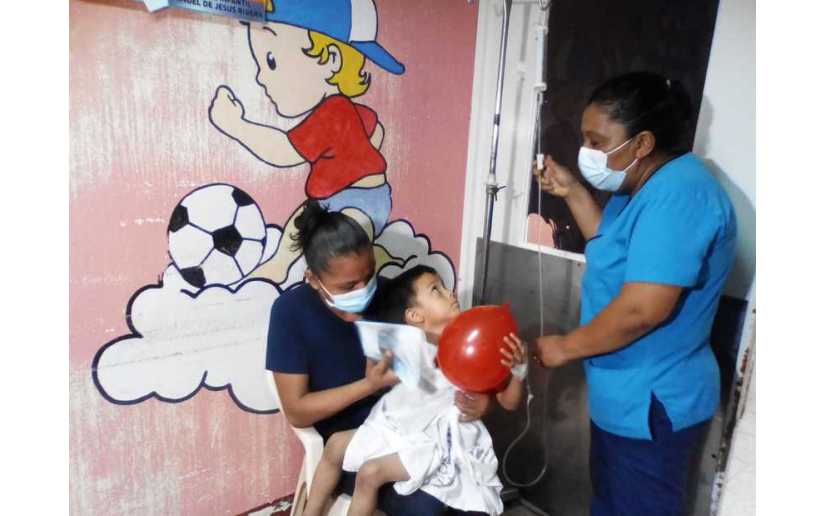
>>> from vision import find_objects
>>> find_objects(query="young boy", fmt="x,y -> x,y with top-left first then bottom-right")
303,265 -> 527,516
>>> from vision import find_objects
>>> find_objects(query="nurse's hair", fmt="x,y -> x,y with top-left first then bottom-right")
291,200 -> 371,274
364,264 -> 438,325
588,71 -> 694,155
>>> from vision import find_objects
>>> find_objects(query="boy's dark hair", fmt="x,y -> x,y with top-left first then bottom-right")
291,200 -> 371,274
364,265 -> 438,324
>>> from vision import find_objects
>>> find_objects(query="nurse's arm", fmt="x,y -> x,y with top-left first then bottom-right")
273,354 -> 398,428
537,282 -> 682,366
564,182 -> 603,241
535,157 -> 602,240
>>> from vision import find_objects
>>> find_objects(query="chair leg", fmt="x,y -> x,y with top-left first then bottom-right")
289,482 -> 307,516
289,459 -> 309,516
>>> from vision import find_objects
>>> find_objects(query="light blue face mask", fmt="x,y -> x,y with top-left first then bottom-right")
319,275 -> 378,314
578,137 -> 639,192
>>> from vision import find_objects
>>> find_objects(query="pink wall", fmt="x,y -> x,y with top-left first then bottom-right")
70,0 -> 479,513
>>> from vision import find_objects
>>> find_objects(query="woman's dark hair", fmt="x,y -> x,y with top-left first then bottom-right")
291,200 -> 371,274
364,265 -> 438,324
588,71 -> 694,155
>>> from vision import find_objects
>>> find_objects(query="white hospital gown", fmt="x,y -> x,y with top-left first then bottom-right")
342,343 -> 504,515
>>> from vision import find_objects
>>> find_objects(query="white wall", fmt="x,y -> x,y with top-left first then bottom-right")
694,0 -> 756,302
696,1 -> 755,514
718,358 -> 756,516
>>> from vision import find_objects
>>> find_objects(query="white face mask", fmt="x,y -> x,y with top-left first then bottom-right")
578,137 -> 639,192
319,275 -> 378,314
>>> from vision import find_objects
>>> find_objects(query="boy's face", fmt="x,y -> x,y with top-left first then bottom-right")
248,23 -> 339,118
406,273 -> 460,338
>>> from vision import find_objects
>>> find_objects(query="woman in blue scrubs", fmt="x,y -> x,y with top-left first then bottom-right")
533,71 -> 737,515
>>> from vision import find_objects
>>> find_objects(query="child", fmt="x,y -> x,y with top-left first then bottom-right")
303,265 -> 527,516
208,0 -> 405,284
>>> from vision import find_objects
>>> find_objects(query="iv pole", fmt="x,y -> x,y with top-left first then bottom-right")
477,0 -> 513,305
476,0 -> 550,304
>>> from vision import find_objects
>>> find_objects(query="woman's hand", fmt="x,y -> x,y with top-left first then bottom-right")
536,335 -> 571,368
500,333 -> 527,381
533,155 -> 580,199
365,351 -> 400,391
455,391 -> 492,423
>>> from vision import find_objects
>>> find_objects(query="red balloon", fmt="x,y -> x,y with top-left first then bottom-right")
437,304 -> 518,393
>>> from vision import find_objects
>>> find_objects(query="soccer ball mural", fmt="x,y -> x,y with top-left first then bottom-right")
168,184 -> 267,288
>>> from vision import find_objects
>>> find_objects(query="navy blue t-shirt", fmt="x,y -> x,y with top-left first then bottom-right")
266,283 -> 379,441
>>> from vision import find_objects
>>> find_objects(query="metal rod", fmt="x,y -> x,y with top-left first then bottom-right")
487,0 -> 511,185
478,0 -> 513,305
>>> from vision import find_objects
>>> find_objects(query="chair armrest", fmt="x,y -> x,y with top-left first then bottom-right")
265,370 -> 327,490
292,425 -> 325,490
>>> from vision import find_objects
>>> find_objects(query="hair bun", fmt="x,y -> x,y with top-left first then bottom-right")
292,200 -> 328,253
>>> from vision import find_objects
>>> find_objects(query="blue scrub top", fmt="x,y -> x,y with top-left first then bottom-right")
581,153 -> 737,439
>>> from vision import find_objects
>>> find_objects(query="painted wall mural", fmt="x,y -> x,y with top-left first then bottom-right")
72,0 -> 478,512
92,0 -> 457,416
208,0 -> 407,283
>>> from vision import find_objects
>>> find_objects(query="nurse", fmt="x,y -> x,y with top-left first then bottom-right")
533,71 -> 737,515
266,200 -> 492,516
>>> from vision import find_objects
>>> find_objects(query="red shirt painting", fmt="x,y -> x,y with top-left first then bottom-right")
287,95 -> 386,199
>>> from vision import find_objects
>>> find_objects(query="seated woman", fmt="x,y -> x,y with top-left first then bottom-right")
266,201 -> 496,516
304,265 -> 527,516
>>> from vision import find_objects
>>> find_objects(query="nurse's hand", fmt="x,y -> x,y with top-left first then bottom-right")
533,155 -> 579,198
455,391 -> 492,423
365,351 -> 400,391
536,335 -> 570,368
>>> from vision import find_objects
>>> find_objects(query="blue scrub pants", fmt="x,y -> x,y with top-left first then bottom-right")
590,395 -> 710,516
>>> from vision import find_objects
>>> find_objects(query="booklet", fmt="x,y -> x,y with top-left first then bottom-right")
354,320 -> 437,391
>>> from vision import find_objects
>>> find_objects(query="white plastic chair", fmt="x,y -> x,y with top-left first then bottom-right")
265,372 -> 352,516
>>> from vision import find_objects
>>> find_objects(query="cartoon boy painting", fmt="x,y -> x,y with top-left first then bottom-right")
209,0 -> 405,284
